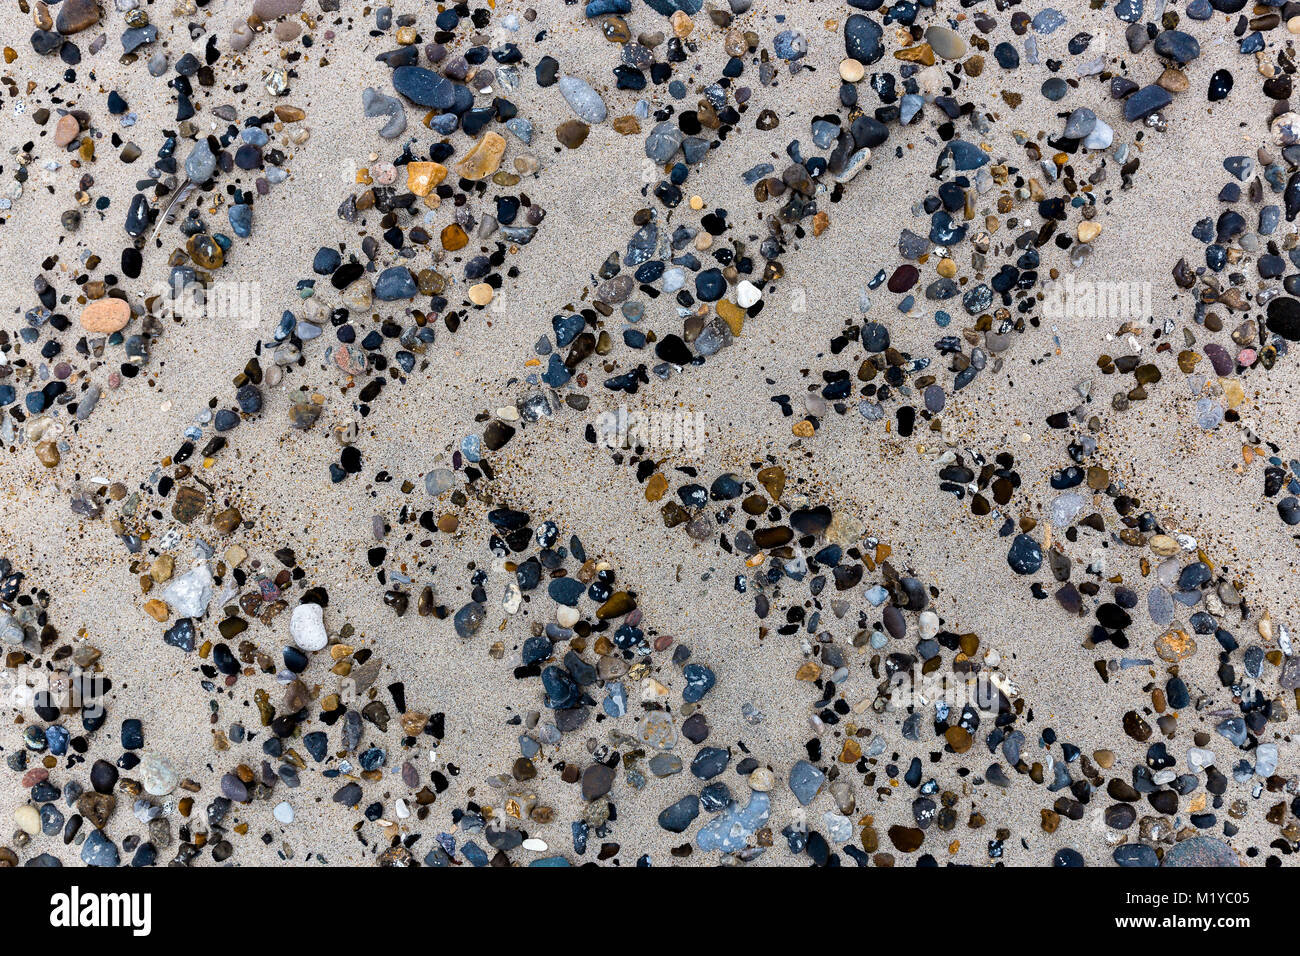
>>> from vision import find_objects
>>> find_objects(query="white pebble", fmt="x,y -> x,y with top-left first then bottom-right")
290,602 -> 328,652
735,280 -> 762,308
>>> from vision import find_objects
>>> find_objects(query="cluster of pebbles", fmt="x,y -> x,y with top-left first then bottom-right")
3,0 -> 1300,868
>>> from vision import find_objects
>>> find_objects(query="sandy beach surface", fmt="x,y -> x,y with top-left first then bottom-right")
1,0 -> 1298,868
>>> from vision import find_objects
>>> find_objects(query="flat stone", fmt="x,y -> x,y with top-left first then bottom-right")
252,0 -> 304,17
696,791 -> 770,852
184,139 -> 217,182
925,25 -> 966,59
581,763 -> 615,800
558,75 -> 607,123
53,113 -> 80,147
80,829 -> 119,867
658,794 -> 699,832
1162,836 -> 1239,867
789,759 -> 825,805
362,87 -> 406,139
80,298 -> 130,333
374,266 -> 418,300
391,66 -> 457,108
844,14 -> 883,64
56,0 -> 100,35
1123,85 -> 1172,122
455,132 -> 506,179
159,564 -> 214,618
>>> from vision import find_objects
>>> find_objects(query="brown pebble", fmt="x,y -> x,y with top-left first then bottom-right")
555,120 -> 590,148
53,113 -> 80,147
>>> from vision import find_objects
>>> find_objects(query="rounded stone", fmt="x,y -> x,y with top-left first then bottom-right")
141,753 -> 180,796
290,602 -> 328,652
80,298 -> 131,334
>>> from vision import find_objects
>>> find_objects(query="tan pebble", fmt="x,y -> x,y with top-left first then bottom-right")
1157,67 -> 1189,93
1148,534 -> 1179,557
406,161 -> 447,197
795,662 -> 820,681
455,132 -> 506,180
149,555 -> 174,583
34,441 -> 59,468
53,113 -> 80,147
79,298 -> 130,334
468,283 -> 494,306
1221,378 -> 1244,410
839,58 -> 865,82
1077,221 -> 1101,243
1154,628 -> 1197,662
14,806 -> 40,835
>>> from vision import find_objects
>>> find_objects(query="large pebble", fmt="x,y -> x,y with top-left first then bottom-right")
844,14 -> 883,64
80,298 -> 130,333
391,66 -> 457,108
558,76 -> 607,123
290,602 -> 328,651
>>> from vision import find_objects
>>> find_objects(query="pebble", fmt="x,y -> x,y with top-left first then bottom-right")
1124,85 -> 1172,122
1007,534 -> 1043,575
184,139 -> 217,182
290,602 -> 328,651
844,14 -> 883,65
1154,30 -> 1200,64
455,132 -> 506,179
362,87 -> 406,138
391,66 -> 457,108
788,759 -> 825,805
80,298 -> 130,333
925,26 -> 966,60
559,76 -> 607,123
696,791 -> 769,852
